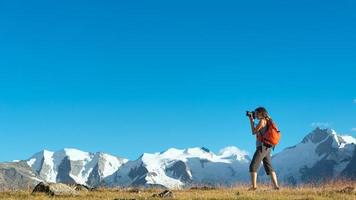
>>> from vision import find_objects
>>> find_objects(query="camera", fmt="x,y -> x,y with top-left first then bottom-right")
246,111 -> 256,119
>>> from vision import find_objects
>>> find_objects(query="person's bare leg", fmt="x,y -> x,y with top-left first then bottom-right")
249,172 -> 257,190
270,171 -> 279,189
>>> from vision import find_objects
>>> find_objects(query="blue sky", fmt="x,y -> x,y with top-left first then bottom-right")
0,0 -> 355,161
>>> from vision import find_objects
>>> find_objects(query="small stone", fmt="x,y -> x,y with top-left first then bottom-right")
152,189 -> 173,198
72,183 -> 92,191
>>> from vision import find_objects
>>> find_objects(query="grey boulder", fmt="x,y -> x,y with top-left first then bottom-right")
32,182 -> 78,196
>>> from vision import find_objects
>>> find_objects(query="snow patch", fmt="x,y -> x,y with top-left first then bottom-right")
218,146 -> 249,161
340,135 -> 356,145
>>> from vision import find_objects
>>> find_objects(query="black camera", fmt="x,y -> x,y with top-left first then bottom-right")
246,111 -> 256,119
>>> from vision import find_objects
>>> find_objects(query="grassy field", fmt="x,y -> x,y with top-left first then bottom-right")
0,181 -> 354,200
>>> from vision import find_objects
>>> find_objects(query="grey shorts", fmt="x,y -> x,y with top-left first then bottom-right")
249,145 -> 274,175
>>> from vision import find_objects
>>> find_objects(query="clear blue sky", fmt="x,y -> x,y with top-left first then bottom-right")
0,0 -> 355,161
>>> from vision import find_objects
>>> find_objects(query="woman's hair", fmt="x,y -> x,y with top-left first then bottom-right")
254,107 -> 270,119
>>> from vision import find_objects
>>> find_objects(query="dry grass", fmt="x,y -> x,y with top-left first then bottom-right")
0,181 -> 355,200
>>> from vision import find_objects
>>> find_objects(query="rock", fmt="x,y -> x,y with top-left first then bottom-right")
71,183 -> 92,191
32,182 -> 78,196
152,189 -> 173,198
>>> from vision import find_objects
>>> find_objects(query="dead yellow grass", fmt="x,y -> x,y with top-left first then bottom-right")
0,181 -> 355,200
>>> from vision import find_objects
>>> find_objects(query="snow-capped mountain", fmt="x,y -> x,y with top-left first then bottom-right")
268,128 -> 356,185
26,148 -> 128,187
0,127 -> 354,190
104,146 -> 250,189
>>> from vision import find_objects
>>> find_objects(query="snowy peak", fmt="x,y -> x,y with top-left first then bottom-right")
183,147 -> 213,158
271,128 -> 356,185
26,148 -> 127,186
106,146 -> 251,189
27,148 -> 92,171
155,146 -> 249,163
27,150 -> 54,173
59,148 -> 92,161
301,128 -> 356,149
218,146 -> 250,161
97,152 -> 129,177
302,128 -> 336,144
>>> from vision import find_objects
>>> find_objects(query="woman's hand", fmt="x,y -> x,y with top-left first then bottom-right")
249,117 -> 255,134
250,118 -> 266,135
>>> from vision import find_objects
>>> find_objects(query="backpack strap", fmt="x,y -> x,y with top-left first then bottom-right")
257,118 -> 269,142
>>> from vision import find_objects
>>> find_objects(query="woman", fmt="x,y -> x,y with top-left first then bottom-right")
248,107 -> 279,190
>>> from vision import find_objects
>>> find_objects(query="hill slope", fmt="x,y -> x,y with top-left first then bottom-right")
269,128 -> 356,185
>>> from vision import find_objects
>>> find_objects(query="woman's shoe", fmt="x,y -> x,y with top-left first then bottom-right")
248,187 -> 257,191
273,186 -> 280,190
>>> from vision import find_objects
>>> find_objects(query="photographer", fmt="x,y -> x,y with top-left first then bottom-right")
247,107 -> 280,190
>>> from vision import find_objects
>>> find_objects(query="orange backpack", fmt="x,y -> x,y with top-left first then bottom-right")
258,119 -> 281,146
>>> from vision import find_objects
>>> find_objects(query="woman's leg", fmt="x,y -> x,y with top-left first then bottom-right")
270,171 -> 279,189
262,147 -> 279,189
250,172 -> 257,189
249,147 -> 263,189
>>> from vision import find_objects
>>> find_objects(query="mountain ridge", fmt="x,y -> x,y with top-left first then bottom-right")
267,127 -> 356,185
0,128 -> 355,190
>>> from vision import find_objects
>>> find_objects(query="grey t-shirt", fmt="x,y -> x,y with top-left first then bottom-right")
255,121 -> 268,147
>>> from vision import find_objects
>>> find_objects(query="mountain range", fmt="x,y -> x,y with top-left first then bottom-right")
0,128 -> 355,190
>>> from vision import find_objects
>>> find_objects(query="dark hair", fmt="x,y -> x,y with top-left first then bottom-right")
254,107 -> 270,119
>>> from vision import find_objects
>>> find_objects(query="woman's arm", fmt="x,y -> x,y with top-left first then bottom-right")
249,118 -> 266,135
